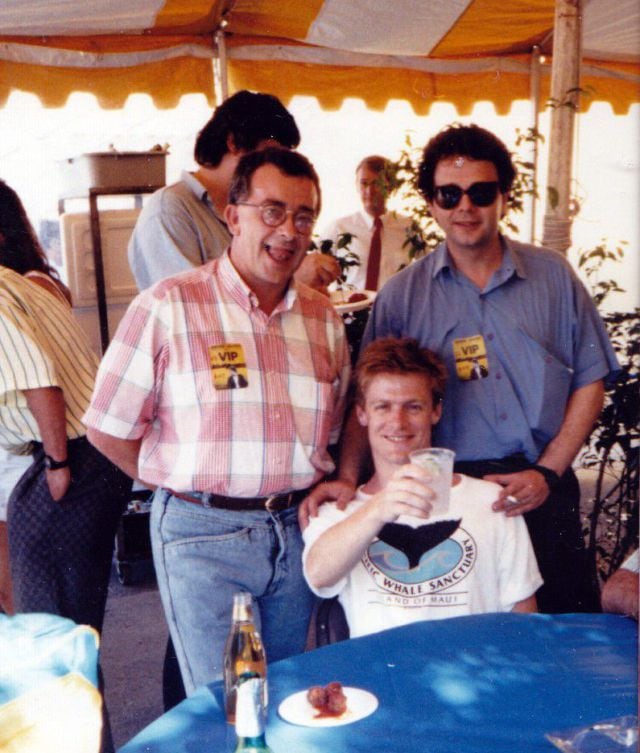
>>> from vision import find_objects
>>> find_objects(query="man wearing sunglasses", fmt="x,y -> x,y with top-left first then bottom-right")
85,148 -> 350,696
304,124 -> 618,615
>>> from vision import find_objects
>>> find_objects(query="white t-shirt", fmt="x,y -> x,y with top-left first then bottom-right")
302,474 -> 543,638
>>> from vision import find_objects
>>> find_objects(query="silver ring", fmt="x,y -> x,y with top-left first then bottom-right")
506,495 -> 519,504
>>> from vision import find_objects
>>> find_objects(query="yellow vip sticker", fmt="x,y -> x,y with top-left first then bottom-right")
209,343 -> 249,390
453,335 -> 489,381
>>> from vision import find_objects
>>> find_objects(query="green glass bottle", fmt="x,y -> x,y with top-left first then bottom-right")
233,672 -> 273,753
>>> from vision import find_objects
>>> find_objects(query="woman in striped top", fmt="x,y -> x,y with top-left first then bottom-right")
0,180 -> 71,613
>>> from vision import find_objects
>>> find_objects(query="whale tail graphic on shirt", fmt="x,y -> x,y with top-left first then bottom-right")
377,519 -> 462,568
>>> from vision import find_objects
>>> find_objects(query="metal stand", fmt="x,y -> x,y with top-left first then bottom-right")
59,184 -> 162,353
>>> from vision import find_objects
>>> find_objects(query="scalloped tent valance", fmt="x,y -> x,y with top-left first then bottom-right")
0,0 -> 637,112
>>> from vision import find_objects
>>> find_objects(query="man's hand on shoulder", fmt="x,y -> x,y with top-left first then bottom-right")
298,479 -> 356,530
485,469 -> 551,516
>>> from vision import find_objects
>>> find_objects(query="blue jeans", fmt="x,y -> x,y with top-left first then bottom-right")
150,489 -> 314,696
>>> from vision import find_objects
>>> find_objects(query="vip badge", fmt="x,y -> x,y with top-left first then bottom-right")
209,343 -> 249,390
453,335 -> 489,381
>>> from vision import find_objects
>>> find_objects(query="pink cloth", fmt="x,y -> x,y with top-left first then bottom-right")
84,253 -> 350,496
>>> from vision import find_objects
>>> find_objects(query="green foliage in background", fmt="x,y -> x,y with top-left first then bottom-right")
578,244 -> 639,587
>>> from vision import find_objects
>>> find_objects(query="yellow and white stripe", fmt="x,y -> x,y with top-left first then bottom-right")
0,268 -> 98,451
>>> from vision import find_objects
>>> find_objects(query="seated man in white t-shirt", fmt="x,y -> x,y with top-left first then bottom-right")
302,337 -> 542,638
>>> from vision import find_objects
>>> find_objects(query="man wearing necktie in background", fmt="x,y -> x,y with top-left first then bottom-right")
322,155 -> 412,292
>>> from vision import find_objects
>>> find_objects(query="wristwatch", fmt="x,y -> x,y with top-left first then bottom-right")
44,454 -> 70,470
530,464 -> 561,490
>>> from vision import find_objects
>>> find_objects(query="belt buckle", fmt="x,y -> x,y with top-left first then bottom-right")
265,493 -> 291,513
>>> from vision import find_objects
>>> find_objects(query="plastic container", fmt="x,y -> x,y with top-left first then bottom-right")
57,151 -> 166,196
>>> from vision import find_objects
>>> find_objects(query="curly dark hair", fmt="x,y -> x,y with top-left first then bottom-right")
418,124 -> 516,201
194,90 -> 300,168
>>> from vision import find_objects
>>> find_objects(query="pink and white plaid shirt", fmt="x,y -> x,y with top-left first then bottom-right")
84,253 -> 351,496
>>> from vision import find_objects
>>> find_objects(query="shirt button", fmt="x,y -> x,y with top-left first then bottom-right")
496,372 -> 502,380
500,413 -> 507,421
487,333 -> 494,340
545,356 -> 553,363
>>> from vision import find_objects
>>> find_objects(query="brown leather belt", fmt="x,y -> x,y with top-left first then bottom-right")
167,488 -> 308,512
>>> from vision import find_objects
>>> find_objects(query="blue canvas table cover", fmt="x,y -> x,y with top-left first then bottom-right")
120,612 -> 638,753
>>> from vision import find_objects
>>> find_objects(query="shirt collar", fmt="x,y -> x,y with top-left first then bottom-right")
359,209 -> 386,229
499,236 -> 527,280
219,251 -> 298,314
182,170 -> 229,227
181,170 -> 208,201
430,242 -> 451,278
431,235 -> 526,283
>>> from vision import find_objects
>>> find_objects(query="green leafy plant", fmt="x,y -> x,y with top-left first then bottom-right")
578,243 -> 639,588
577,239 -> 628,307
311,232 -> 360,290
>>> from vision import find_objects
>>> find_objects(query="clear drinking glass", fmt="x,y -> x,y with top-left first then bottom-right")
409,447 -> 455,515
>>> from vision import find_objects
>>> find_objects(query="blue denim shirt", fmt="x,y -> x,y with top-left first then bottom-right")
127,171 -> 231,291
362,237 -> 619,462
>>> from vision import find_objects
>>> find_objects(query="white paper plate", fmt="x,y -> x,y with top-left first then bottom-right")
278,686 -> 378,727
330,289 -> 376,314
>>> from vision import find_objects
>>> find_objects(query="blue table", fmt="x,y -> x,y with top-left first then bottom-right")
119,613 -> 637,753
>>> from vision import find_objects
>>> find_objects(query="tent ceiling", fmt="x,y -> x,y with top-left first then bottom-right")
0,0 -> 637,112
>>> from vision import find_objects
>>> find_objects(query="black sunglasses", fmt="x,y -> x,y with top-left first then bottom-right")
433,181 -> 500,210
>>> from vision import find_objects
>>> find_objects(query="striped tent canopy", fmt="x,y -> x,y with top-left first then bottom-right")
0,0 -> 638,112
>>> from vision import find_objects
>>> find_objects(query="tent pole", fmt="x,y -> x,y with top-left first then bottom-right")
529,45 -> 542,244
214,29 -> 229,102
542,0 -> 582,255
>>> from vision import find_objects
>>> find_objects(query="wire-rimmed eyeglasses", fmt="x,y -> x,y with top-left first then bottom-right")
236,201 -> 316,233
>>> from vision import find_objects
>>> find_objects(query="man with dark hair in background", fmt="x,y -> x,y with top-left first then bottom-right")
128,89 -> 338,292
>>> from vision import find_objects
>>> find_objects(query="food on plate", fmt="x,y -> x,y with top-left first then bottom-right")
306,681 -> 348,717
347,292 -> 368,303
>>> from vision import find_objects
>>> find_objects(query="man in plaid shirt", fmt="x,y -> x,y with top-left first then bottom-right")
85,148 -> 350,695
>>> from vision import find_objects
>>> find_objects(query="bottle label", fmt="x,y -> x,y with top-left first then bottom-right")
235,675 -> 265,738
